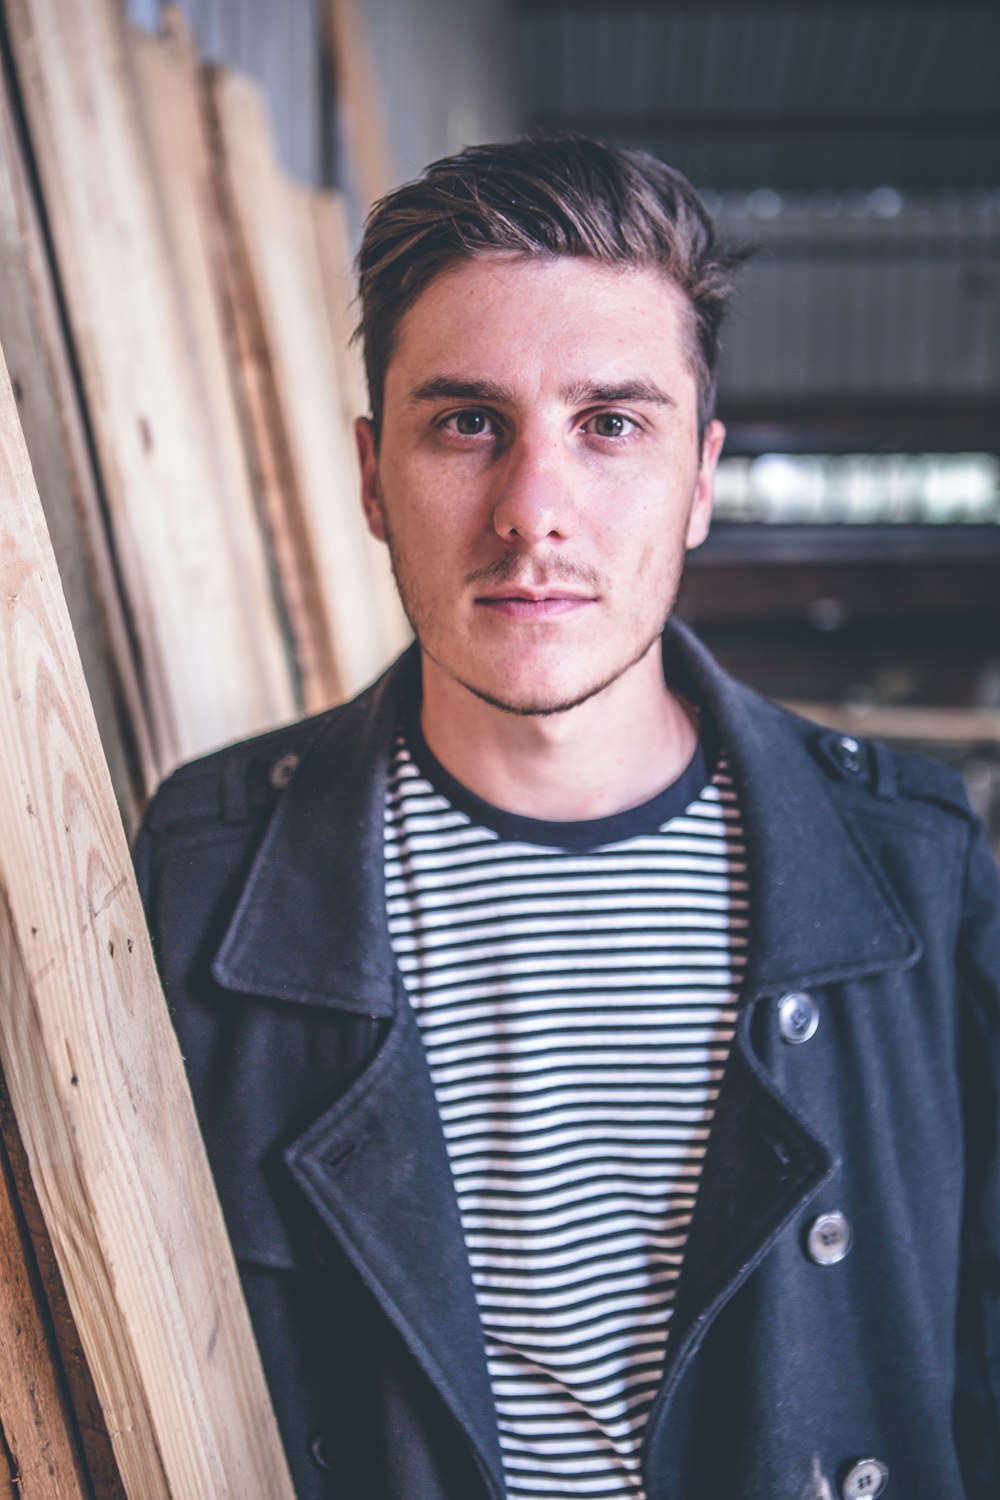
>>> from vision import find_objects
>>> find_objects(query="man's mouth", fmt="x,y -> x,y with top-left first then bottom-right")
474,588 -> 594,619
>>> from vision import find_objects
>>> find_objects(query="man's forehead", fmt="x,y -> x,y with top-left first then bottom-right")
387,253 -> 696,395
402,249 -> 689,316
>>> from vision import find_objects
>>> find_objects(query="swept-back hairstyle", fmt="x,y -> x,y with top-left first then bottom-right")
354,134 -> 745,444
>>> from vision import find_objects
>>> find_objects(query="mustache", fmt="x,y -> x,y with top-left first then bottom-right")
465,555 -> 605,591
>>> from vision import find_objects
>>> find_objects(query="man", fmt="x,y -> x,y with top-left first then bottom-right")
135,137 -> 1000,1500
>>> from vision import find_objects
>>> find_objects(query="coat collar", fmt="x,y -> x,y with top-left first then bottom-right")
211,620 -> 920,1013
662,623 -> 921,995
210,645 -> 420,1016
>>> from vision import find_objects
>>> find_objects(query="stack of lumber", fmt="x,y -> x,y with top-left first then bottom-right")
0,326 -> 295,1497
0,28 -> 157,834
206,56 -> 403,712
0,1 -> 407,1493
1,0 -> 408,822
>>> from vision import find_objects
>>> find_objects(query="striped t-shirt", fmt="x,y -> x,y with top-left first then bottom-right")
384,724 -> 748,1500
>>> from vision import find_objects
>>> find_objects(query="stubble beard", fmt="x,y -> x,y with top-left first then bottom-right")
432,621 -> 671,718
381,521 -> 683,719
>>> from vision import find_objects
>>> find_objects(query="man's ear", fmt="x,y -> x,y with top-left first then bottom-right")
355,416 -> 386,542
685,418 -> 725,551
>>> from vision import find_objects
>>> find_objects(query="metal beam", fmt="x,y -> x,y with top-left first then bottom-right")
516,1 -> 996,12
530,111 -> 1000,137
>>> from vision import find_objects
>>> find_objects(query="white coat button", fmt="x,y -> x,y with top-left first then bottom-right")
841,1456 -> 888,1498
807,1210 -> 853,1265
833,735 -> 863,774
778,991 -> 819,1044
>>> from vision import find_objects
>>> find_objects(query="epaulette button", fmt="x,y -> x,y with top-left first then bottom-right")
268,752 -> 300,790
832,735 -> 863,775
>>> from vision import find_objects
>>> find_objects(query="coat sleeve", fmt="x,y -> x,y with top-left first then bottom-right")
954,814 -> 1000,1498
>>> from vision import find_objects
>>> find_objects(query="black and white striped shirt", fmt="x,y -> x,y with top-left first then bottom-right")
384,726 -> 748,1500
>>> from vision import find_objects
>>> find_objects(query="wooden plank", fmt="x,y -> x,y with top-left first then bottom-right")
0,334 -> 296,1497
4,0 -> 296,772
323,0 -> 396,211
0,1071 -> 124,1499
209,64 -> 402,706
308,190 -> 368,430
127,7 -> 303,718
0,41 -> 154,835
0,1067 -> 92,1500
309,188 -> 409,661
202,64 -> 344,711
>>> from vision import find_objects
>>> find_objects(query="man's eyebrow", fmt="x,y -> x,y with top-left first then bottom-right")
559,378 -> 676,408
405,376 -> 677,409
406,377 -> 518,406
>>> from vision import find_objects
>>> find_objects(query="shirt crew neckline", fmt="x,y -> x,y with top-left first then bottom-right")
401,707 -> 720,853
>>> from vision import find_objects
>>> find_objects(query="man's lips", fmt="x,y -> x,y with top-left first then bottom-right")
474,589 -> 594,619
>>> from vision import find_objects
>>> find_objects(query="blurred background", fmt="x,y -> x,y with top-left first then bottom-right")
131,0 -> 1000,846
2,0 -> 998,844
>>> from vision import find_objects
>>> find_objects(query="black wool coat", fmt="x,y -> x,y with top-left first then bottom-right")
135,622 -> 1000,1500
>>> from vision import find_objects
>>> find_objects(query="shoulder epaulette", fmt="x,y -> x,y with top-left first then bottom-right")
889,748 -> 972,817
141,708 -> 337,834
808,723 -> 972,819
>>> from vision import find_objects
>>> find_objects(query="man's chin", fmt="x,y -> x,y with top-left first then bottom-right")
455,664 -> 642,719
419,624 -> 670,720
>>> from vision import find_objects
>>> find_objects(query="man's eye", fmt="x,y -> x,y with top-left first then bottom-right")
587,413 -> 635,439
447,410 -> 491,436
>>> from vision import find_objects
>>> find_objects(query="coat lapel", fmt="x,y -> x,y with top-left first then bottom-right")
285,997 -> 505,1499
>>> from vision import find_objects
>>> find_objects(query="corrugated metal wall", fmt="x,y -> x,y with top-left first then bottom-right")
515,1 -> 1000,193
514,0 -> 1000,409
714,191 -> 1000,402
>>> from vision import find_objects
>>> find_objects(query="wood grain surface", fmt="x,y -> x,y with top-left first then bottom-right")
209,63 -> 404,705
309,190 -> 409,660
0,1054 -> 91,1500
202,57 -> 343,711
4,0 -> 295,771
0,334 -> 294,1496
0,43 -> 154,833
0,1064 -> 125,1500
323,0 -> 396,211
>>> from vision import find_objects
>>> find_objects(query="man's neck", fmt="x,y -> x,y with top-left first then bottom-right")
417,641 -> 699,823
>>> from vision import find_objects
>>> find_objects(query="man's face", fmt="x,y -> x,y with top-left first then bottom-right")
357,254 -> 724,717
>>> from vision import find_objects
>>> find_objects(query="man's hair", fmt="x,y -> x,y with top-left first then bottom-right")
354,134 -> 745,446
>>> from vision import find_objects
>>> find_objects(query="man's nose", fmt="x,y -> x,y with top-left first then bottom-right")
490,433 -> 580,545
